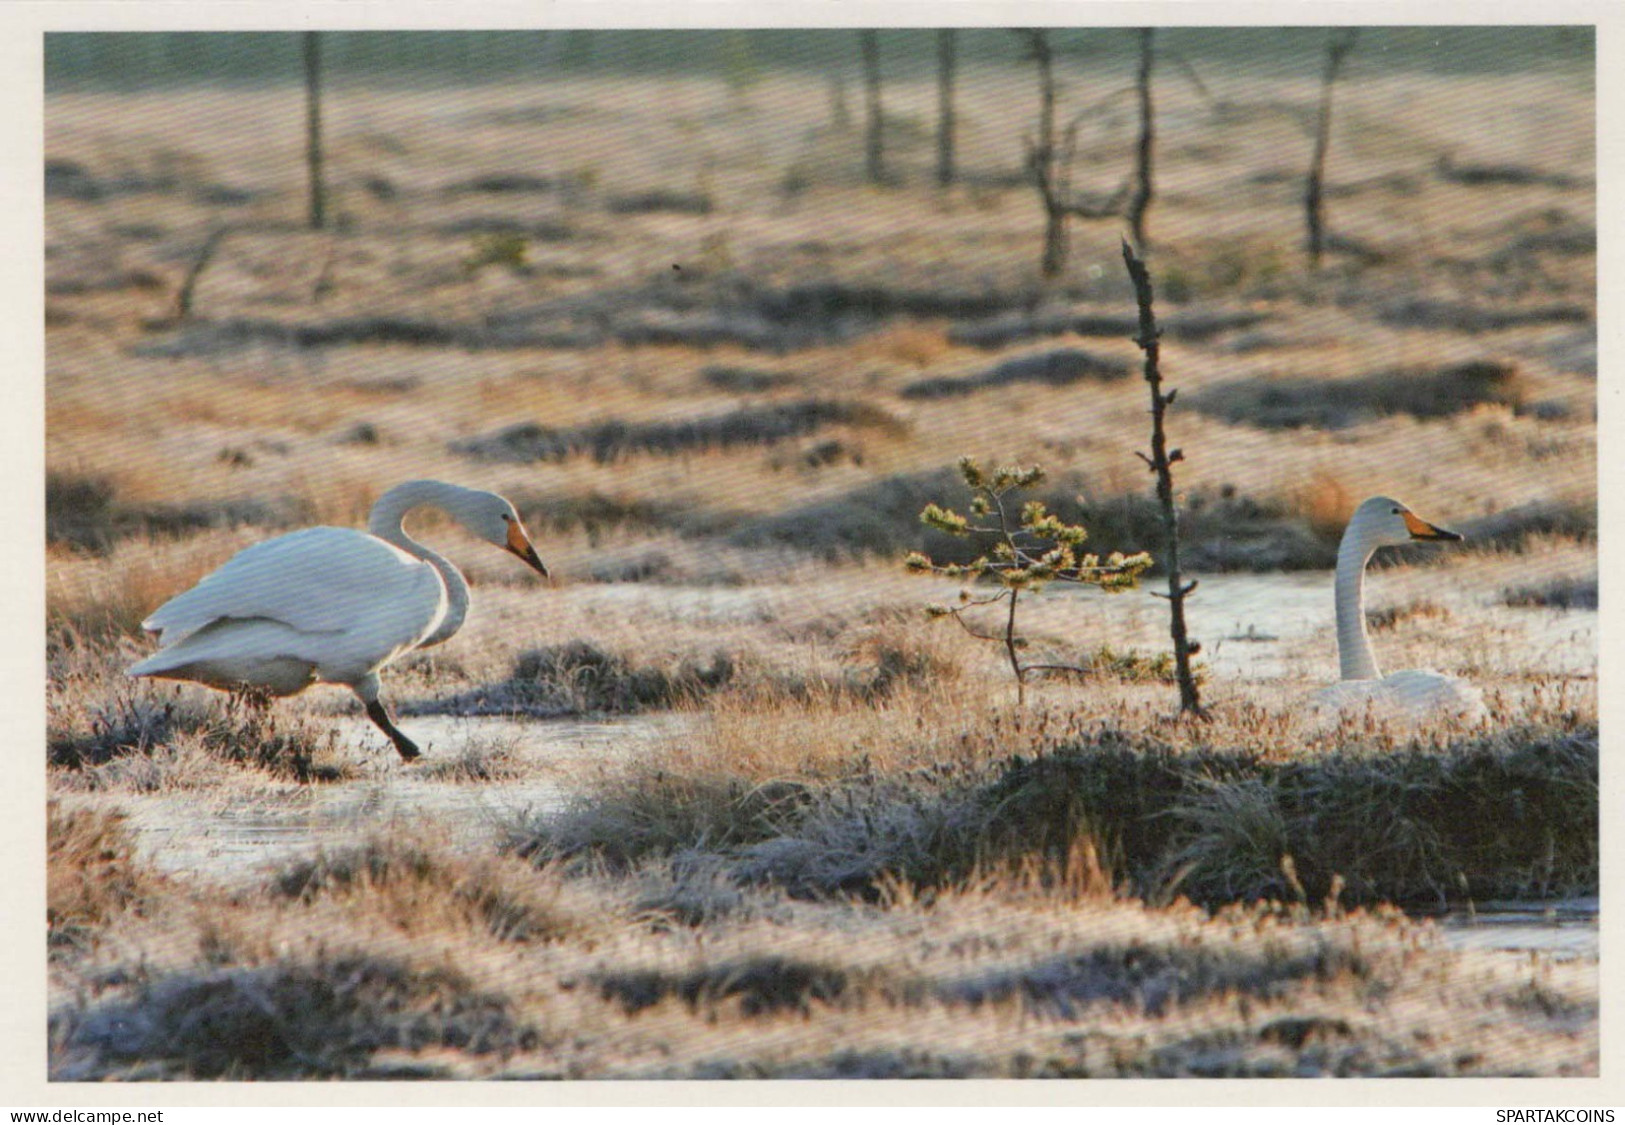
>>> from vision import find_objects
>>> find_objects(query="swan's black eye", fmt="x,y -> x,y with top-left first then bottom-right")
1391,507 -> 1401,514
501,513 -> 512,522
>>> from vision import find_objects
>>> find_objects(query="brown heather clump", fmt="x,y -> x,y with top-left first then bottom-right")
1293,471 -> 1356,544
855,321 -> 954,369
49,680 -> 358,786
271,836 -> 607,945
48,804 -> 162,954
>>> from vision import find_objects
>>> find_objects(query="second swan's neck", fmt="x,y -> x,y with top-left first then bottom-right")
368,480 -> 473,645
1334,526 -> 1381,681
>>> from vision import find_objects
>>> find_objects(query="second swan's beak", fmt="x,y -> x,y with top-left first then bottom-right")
1402,510 -> 1463,542
506,520 -> 551,579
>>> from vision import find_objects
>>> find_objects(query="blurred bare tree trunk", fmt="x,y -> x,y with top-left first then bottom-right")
1127,28 -> 1155,249
1027,31 -> 1065,275
828,74 -> 851,132
1017,30 -> 1125,278
860,31 -> 884,184
304,31 -> 326,231
1306,29 -> 1358,267
936,29 -> 957,187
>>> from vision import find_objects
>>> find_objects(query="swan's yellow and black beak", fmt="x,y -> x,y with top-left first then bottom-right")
1402,510 -> 1462,542
506,519 -> 550,579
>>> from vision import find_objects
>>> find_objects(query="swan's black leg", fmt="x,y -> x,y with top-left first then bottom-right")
365,699 -> 421,761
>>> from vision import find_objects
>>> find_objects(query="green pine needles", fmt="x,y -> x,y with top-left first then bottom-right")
906,457 -> 1153,703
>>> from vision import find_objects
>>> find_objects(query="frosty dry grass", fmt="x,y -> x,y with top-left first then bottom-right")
47,809 -> 1596,1079
515,684 -> 1596,909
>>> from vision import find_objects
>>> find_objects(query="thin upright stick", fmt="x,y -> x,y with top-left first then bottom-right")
175,225 -> 230,321
1127,28 -> 1155,249
936,29 -> 957,187
1305,29 -> 1357,267
860,31 -> 884,185
304,31 -> 326,231
1122,239 -> 1203,715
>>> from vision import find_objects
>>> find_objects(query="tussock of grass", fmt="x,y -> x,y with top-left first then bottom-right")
53,954 -> 532,1080
1190,360 -> 1528,431
136,316 -> 461,357
49,687 -> 194,770
1365,599 -> 1451,632
511,641 -> 736,714
746,279 -> 1025,324
1434,156 -> 1580,190
514,712 -> 1597,910
948,306 -> 1267,349
632,861 -> 751,929
900,347 -> 1129,400
701,365 -> 801,393
413,640 -> 737,719
411,732 -> 526,782
442,172 -> 561,195
594,955 -> 850,1016
440,216 -> 578,244
1503,575 -> 1597,610
513,772 -> 815,870
730,466 -> 965,561
48,804 -> 161,953
49,684 -> 355,785
1465,500 -> 1597,548
606,189 -> 712,215
513,490 -> 694,537
1378,298 -> 1589,333
47,470 -> 302,555
453,399 -> 904,464
273,837 -> 601,944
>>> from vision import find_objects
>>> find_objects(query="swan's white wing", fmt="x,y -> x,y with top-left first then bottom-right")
1380,669 -> 1487,722
142,527 -> 445,652
1308,670 -> 1485,728
127,618 -> 324,694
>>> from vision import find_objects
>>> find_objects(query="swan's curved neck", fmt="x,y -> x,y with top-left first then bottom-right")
1334,524 -> 1381,681
368,480 -> 473,645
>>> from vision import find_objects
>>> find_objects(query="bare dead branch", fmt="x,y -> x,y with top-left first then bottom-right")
1121,238 -> 1205,717
175,225 -> 231,322
1058,179 -> 1131,220
1164,50 -> 1217,111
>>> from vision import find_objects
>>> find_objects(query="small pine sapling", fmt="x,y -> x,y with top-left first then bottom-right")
905,457 -> 1153,703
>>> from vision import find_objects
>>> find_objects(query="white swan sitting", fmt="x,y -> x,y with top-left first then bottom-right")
1307,496 -> 1486,727
128,479 -> 549,760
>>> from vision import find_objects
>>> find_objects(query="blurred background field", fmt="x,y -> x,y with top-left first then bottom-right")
43,28 -> 1598,1080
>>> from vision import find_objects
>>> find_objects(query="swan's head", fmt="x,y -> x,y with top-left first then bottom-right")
460,490 -> 549,578
1349,495 -> 1462,550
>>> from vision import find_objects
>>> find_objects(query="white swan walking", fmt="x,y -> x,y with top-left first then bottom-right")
1308,496 -> 1486,726
128,480 -> 549,760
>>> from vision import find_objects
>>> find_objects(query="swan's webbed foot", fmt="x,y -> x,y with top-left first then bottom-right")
365,698 -> 421,761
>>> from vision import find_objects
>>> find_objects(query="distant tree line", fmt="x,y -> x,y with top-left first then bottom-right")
44,27 -> 1591,91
